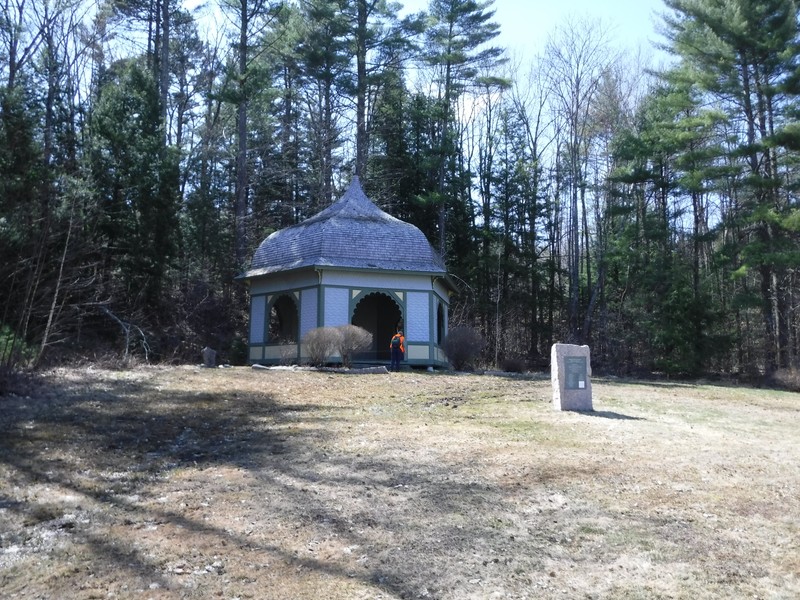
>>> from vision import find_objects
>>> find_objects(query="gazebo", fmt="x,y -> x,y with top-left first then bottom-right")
240,177 -> 454,367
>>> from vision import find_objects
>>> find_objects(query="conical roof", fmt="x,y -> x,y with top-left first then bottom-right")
242,177 -> 447,278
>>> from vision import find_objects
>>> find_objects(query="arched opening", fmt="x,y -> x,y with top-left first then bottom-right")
269,295 -> 298,343
437,302 -> 445,345
352,292 -> 402,362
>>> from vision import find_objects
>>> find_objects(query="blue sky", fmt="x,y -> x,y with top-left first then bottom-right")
398,0 -> 670,59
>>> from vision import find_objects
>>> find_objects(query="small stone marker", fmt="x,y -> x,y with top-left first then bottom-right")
202,346 -> 217,368
551,343 -> 593,411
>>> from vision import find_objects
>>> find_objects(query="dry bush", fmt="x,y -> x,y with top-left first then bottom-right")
302,327 -> 343,366
279,343 -> 298,366
500,355 -> 527,373
768,367 -> 800,392
443,326 -> 486,371
336,325 -> 372,368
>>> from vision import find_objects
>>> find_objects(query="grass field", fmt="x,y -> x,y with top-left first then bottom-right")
1,366 -> 798,599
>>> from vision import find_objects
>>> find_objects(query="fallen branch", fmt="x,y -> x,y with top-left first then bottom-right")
100,306 -> 151,363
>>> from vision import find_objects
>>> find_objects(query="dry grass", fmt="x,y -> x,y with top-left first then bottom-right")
1,366 -> 798,599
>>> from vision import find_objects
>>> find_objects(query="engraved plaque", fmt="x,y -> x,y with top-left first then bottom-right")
564,356 -> 587,390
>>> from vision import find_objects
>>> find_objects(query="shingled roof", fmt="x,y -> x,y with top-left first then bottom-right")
242,177 -> 447,279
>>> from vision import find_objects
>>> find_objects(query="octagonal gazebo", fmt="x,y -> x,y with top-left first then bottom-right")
240,177 -> 454,367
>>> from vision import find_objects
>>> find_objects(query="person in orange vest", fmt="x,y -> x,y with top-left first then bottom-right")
389,330 -> 405,371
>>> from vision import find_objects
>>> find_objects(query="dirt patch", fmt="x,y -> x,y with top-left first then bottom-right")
1,366 -> 798,599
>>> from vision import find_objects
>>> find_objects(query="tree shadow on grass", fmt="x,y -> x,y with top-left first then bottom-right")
0,368 -> 661,600
0,370 -> 330,469
0,369 -> 349,594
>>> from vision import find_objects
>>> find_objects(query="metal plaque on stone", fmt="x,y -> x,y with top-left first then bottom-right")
564,356 -> 587,390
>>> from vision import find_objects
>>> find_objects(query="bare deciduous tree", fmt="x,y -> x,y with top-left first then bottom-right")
545,16 -> 615,343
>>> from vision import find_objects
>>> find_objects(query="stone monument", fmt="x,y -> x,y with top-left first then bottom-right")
202,346 -> 217,368
551,343 -> 593,411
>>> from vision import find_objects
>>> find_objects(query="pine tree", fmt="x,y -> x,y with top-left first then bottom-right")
664,0 -> 800,373
609,75 -> 728,375
423,0 -> 504,258
89,60 -> 180,311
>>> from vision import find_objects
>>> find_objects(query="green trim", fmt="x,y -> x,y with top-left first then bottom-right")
318,265 -> 446,278
247,350 -> 450,368
242,264 -> 447,282
429,294 -> 435,358
316,284 -> 324,328
248,271 -> 451,368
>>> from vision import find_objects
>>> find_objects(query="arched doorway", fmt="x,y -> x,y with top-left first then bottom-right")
352,292 -> 402,361
269,295 -> 298,343
437,302 -> 445,345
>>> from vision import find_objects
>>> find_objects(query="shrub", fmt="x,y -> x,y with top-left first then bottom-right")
229,337 -> 248,366
302,327 -> 342,366
500,355 -> 527,373
336,325 -> 372,368
0,324 -> 36,369
443,326 -> 486,371
769,367 -> 800,392
278,343 -> 298,366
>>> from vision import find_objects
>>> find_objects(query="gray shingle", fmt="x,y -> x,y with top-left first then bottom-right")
242,177 -> 447,278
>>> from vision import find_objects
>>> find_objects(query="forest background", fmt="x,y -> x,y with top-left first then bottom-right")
2,0 -> 800,381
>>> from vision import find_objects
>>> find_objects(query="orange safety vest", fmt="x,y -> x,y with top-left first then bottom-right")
390,333 -> 405,353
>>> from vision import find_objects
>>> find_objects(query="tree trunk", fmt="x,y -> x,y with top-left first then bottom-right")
355,0 -> 368,177
160,0 -> 170,143
235,0 -> 249,268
